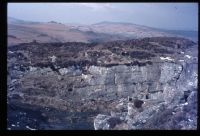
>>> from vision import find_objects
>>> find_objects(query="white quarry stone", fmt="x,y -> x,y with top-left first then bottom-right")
82,73 -> 88,79
49,55 -> 57,63
11,79 -> 17,83
127,103 -> 137,116
88,65 -> 108,75
29,66 -> 37,72
178,66 -> 182,71
94,114 -> 111,130
160,57 -> 174,61
142,120 -> 146,123
185,55 -> 191,59
119,98 -> 126,103
58,68 -> 69,75
194,72 -> 197,76
188,82 -> 193,86
181,51 -> 184,54
188,119 -> 193,122
181,102 -> 188,106
26,126 -> 37,130
8,51 -> 14,54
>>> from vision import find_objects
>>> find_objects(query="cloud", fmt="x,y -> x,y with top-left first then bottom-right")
43,3 -> 114,11
76,3 -> 113,11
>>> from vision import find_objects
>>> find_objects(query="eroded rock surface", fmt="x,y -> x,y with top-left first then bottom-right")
7,37 -> 198,130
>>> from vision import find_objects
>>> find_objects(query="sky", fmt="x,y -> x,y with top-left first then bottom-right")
8,3 -> 198,31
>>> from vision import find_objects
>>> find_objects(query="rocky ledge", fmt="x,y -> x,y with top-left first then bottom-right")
7,37 -> 198,130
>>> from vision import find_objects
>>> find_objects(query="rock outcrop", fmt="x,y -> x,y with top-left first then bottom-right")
7,37 -> 198,130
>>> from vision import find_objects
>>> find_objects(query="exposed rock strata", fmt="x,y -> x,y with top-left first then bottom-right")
7,37 -> 198,130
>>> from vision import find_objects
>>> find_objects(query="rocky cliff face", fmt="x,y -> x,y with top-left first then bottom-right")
7,37 -> 198,130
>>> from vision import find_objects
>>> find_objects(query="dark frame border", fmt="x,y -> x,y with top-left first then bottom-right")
1,0 -> 199,135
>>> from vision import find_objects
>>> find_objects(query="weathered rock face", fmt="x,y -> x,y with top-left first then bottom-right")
7,37 -> 198,130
